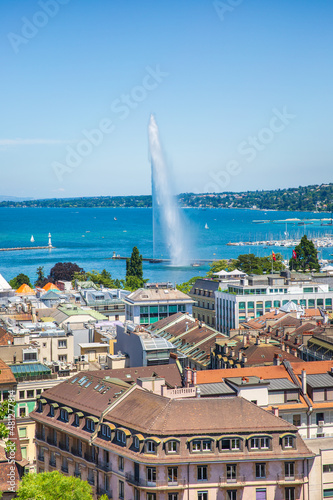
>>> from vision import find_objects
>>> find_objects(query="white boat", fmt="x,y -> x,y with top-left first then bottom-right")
205,223 -> 209,229
30,235 -> 35,243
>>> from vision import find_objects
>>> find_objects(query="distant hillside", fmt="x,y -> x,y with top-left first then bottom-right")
0,195 -> 33,202
0,184 -> 332,211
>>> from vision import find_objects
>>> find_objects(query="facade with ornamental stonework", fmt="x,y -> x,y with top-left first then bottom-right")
29,369 -> 316,500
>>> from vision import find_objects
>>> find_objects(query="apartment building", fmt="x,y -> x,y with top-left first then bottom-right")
31,370 -> 313,500
215,272 -> 333,335
124,284 -> 194,325
189,279 -> 219,328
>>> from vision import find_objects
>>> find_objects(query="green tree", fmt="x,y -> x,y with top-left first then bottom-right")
233,253 -> 285,275
86,269 -> 121,288
122,275 -> 148,292
35,266 -> 48,287
126,246 -> 143,280
16,470 -> 108,500
289,235 -> 320,271
206,259 -> 229,278
176,276 -> 201,294
9,273 -> 32,289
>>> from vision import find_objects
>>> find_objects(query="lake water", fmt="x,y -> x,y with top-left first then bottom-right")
0,207 -> 332,285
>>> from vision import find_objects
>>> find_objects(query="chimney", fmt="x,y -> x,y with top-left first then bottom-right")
192,369 -> 197,385
224,345 -> 229,354
273,354 -> 280,366
231,349 -> 236,357
272,406 -> 279,417
285,345 -> 290,354
265,337 -> 269,344
301,369 -> 307,393
293,348 -> 298,357
256,337 -> 260,345
238,352 -> 243,362
243,335 -> 247,346
196,387 -> 201,398
187,367 -> 192,385
281,342 -> 285,351
275,309 -> 279,315
242,355 -> 247,364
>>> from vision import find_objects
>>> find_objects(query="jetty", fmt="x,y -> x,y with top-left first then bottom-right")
0,233 -> 54,252
110,252 -> 217,265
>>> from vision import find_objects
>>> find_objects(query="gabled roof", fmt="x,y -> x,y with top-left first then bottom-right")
15,284 -> 35,294
0,274 -> 12,291
43,283 -> 60,292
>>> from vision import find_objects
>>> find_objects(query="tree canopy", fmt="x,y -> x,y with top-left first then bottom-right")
289,235 -> 320,271
9,273 -> 32,289
126,246 -> 143,280
49,262 -> 84,283
176,276 -> 201,294
15,471 -> 108,500
73,269 -> 121,288
35,266 -> 48,287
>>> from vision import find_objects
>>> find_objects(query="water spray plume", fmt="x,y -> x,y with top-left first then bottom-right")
148,114 -> 189,266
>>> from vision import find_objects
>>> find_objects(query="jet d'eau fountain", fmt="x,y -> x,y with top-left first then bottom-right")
148,115 -> 190,266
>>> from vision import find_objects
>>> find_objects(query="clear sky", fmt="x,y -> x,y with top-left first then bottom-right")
1,0 -> 333,198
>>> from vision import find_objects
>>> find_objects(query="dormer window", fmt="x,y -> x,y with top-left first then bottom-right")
101,424 -> 111,439
248,435 -> 271,451
86,418 -> 95,432
117,430 -> 126,444
50,406 -> 54,417
74,414 -> 80,427
134,436 -> 139,449
220,437 -> 242,452
189,437 -> 214,453
145,439 -> 160,454
60,409 -> 68,422
166,440 -> 179,454
281,434 -> 296,450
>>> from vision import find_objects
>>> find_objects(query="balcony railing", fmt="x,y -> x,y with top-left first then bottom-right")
277,473 -> 304,483
125,472 -> 186,488
59,441 -> 70,452
61,466 -> 68,473
87,477 -> 95,486
49,460 -> 56,468
35,432 -> 45,441
71,447 -> 82,458
74,470 -> 81,478
37,455 -> 44,462
84,452 -> 97,464
47,437 -> 57,446
97,487 -> 112,497
97,461 -> 112,472
219,475 -> 246,486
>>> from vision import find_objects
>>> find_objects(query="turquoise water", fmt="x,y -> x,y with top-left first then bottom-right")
0,208 -> 332,285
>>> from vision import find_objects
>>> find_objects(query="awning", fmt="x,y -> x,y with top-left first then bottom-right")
308,338 -> 333,351
146,437 -> 161,444
118,427 -> 131,437
61,406 -> 73,414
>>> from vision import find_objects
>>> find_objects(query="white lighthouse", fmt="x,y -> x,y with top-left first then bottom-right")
48,233 -> 52,248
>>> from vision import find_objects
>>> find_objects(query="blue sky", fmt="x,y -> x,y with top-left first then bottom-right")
0,0 -> 333,198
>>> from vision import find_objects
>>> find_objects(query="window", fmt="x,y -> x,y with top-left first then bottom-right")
169,495 -> 178,500
19,427 -> 27,438
86,419 -> 95,432
221,438 -> 241,451
147,467 -> 156,484
256,463 -> 266,478
197,465 -> 208,481
323,464 -> 333,473
50,405 -> 54,417
19,391 -> 25,399
74,414 -> 80,427
62,456 -> 68,473
249,437 -> 270,450
145,440 -> 156,453
147,494 -> 156,500
202,440 -> 212,451
197,492 -> 208,500
49,451 -> 56,467
166,440 -> 178,453
316,413 -> 324,425
101,424 -> 111,439
118,456 -> 124,471
168,467 -> 178,484
36,389 -> 42,395
285,462 -> 295,478
285,487 -> 295,500
227,492 -> 237,500
60,409 -> 68,422
119,480 -> 124,499
58,339 -> 67,348
117,429 -> 126,444
58,354 -> 67,362
19,407 -> 26,418
283,436 -> 295,449
134,436 -> 140,449
192,440 -> 201,452
292,415 -> 301,426
226,464 -> 236,482
27,390 -> 34,398
256,489 -> 266,500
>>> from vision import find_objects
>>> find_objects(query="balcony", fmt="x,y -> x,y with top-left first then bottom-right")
125,472 -> 186,489
219,475 -> 246,487
277,474 -> 304,484
49,460 -> 56,468
87,477 -> 95,486
37,455 -> 44,462
59,441 -> 70,452
61,466 -> 69,473
74,470 -> 81,478
71,447 -> 82,458
47,437 -> 57,447
35,432 -> 45,442
84,452 -> 97,464
97,487 -> 112,497
97,461 -> 112,472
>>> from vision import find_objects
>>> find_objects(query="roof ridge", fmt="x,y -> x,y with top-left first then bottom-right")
146,396 -> 173,433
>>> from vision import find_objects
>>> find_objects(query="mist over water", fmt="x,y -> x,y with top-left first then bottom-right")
148,115 -> 190,266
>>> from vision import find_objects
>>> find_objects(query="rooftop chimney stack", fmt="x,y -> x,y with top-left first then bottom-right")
302,369 -> 307,394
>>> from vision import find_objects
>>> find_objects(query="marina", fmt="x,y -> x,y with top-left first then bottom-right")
227,234 -> 333,248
